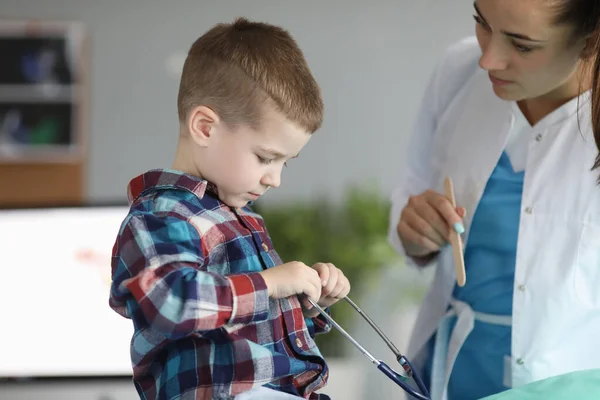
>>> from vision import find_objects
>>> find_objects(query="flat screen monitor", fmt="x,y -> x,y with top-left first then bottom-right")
0,205 -> 134,379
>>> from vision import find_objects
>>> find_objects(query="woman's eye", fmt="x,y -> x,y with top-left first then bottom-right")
473,15 -> 489,30
513,42 -> 534,53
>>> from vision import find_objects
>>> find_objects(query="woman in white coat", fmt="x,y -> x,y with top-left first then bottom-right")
388,1 -> 600,399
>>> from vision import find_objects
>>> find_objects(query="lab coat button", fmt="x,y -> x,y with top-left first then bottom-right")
518,284 -> 526,291
535,134 -> 542,142
524,207 -> 533,214
516,358 -> 524,365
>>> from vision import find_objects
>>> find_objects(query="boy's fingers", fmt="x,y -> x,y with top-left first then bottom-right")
339,275 -> 351,298
312,269 -> 324,296
301,296 -> 312,309
328,282 -> 344,299
303,288 -> 317,305
313,262 -> 330,286
307,276 -> 322,303
322,264 -> 338,295
329,274 -> 350,299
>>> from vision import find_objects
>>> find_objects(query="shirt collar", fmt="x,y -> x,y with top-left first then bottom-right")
127,168 -> 218,204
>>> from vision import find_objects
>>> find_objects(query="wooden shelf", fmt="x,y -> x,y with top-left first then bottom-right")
0,162 -> 84,207
0,19 -> 88,208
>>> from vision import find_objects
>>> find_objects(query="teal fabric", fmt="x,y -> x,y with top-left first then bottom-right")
449,152 -> 523,399
482,369 -> 600,400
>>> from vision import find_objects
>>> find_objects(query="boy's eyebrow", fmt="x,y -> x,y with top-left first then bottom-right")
258,147 -> 299,158
473,2 -> 547,43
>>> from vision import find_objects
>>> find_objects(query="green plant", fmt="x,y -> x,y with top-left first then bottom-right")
253,185 -> 400,357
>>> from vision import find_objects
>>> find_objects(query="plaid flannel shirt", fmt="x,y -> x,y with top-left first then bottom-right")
109,169 -> 332,400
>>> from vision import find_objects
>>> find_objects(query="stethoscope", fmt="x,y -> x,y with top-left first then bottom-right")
307,297 -> 431,400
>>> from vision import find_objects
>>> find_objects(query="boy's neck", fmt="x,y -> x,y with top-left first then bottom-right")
172,137 -> 204,179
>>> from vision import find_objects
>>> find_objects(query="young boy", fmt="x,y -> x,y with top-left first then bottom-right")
109,18 -> 351,400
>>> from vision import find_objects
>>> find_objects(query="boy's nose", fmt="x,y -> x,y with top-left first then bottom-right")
261,170 -> 281,189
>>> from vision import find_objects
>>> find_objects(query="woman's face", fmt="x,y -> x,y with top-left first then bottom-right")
474,0 -> 587,102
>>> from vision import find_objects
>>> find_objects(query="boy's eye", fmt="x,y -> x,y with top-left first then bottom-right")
257,154 -> 289,167
257,155 -> 273,165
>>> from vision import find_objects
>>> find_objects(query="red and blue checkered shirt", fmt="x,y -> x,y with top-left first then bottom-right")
109,169 -> 332,400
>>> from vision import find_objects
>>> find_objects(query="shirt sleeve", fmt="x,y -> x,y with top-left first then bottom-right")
109,211 -> 270,340
305,313 -> 332,338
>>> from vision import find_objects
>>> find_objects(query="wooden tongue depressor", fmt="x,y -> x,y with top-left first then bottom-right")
444,177 -> 466,287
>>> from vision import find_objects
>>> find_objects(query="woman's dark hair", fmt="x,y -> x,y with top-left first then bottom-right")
553,1 -> 600,176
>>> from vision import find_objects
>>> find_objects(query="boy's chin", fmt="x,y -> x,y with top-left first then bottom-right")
219,194 -> 251,209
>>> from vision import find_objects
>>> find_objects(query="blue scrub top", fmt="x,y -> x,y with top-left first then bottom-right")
425,151 -> 525,400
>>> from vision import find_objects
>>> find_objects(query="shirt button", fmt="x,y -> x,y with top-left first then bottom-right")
261,243 -> 269,252
524,206 -> 533,214
295,338 -> 303,348
518,284 -> 526,291
516,358 -> 525,365
535,134 -> 542,142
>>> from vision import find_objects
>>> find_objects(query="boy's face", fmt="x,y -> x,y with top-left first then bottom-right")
198,107 -> 311,208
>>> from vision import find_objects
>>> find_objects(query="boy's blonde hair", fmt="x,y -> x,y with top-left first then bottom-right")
177,17 -> 323,133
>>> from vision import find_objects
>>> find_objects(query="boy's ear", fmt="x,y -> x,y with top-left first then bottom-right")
188,105 -> 220,147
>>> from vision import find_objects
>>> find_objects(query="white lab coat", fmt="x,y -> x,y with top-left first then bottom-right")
388,36 -> 600,390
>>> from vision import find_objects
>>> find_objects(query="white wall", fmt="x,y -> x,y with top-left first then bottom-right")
0,0 -> 473,204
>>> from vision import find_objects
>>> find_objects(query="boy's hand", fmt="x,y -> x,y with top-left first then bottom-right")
258,262 -> 322,308
303,262 -> 351,318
